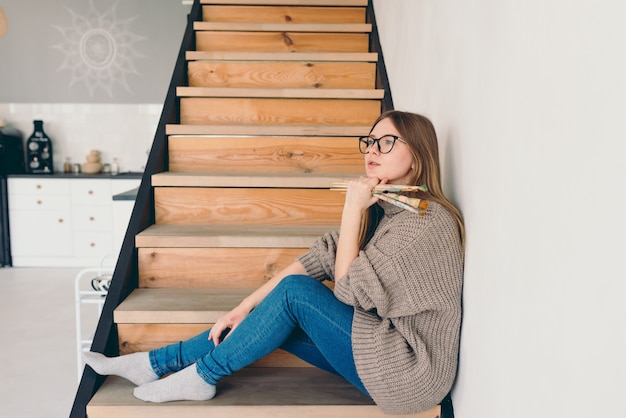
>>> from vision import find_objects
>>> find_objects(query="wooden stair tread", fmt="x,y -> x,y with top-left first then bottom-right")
177,86 -> 384,99
135,224 -> 333,248
187,51 -> 378,62
166,124 -> 370,136
201,0 -> 368,5
88,370 -> 441,418
115,288 -> 252,323
194,22 -> 371,33
151,172 -> 355,188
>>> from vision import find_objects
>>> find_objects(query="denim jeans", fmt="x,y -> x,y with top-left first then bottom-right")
148,275 -> 369,396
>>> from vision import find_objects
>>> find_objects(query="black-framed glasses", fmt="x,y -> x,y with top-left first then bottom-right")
358,135 -> 405,154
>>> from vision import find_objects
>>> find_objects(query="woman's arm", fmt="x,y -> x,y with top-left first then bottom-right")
208,260 -> 307,346
335,177 -> 382,281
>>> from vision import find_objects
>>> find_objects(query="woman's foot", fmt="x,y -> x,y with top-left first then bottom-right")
83,351 -> 158,386
133,364 -> 216,403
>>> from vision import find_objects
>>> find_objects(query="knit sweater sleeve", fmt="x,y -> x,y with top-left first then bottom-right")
296,231 -> 339,282
333,203 -> 461,318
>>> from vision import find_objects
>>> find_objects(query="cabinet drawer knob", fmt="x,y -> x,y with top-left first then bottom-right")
36,184 -> 42,189
37,200 -> 42,205
88,190 -> 94,195
90,242 -> 96,247
89,216 -> 95,221
58,218 -> 64,223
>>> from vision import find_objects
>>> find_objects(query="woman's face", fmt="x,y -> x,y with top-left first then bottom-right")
364,117 -> 415,184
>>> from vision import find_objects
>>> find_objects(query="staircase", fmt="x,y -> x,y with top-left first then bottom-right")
71,1 -> 450,417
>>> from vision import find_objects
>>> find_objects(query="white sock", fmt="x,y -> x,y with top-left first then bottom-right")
133,364 -> 216,403
83,351 -> 158,386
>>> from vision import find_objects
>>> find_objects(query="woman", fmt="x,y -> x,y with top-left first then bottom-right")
84,110 -> 465,414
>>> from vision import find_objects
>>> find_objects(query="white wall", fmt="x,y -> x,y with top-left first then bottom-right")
374,1 -> 626,417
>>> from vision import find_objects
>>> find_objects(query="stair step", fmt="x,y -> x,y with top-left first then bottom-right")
179,97 -> 380,126
167,135 -> 364,175
177,87 -> 384,99
203,5 -> 365,24
186,51 -> 378,62
115,288 -> 313,367
138,247 -> 305,289
201,0 -> 368,6
194,22 -> 371,33
187,61 -> 376,89
166,124 -> 370,136
135,224 -> 331,248
196,32 -> 369,53
88,368 -> 441,418
114,288 -> 250,324
152,172 -> 354,188
153,187 -> 344,226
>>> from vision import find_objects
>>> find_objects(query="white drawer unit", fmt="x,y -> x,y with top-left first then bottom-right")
72,205 -> 114,231
72,231 -> 115,258
10,207 -> 73,258
8,176 -> 141,267
71,179 -> 112,206
9,177 -> 71,196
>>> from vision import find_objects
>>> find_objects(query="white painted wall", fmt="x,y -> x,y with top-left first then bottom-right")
373,1 -> 626,417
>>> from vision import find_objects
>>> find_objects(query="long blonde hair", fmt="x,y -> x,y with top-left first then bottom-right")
358,110 -> 465,250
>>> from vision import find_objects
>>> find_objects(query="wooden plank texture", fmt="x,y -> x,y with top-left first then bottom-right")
135,224 -> 333,248
194,22 -> 371,33
167,136 -> 364,174
154,187 -> 344,226
187,61 -> 376,89
196,32 -> 369,53
177,87 -> 384,99
138,247 -> 305,289
88,370 -> 441,418
165,124 -> 371,136
202,5 -> 365,24
114,288 -> 252,324
151,172 -> 354,188
201,0 -> 369,6
186,51 -> 378,62
179,98 -> 380,126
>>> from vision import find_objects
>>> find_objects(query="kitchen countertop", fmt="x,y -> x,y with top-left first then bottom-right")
7,171 -> 144,179
113,187 -> 139,201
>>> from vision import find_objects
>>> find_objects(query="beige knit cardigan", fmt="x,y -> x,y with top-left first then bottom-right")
297,200 -> 463,414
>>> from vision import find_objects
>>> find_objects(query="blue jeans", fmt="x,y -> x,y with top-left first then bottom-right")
148,275 -> 369,396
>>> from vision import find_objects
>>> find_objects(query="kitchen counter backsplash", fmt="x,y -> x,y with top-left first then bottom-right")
0,103 -> 162,173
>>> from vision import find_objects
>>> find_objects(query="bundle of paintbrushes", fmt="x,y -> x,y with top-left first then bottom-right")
331,183 -> 430,216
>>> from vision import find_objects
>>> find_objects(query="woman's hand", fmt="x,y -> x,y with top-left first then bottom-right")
343,177 -> 386,213
208,302 -> 253,346
207,261 -> 307,346
334,177 -> 387,281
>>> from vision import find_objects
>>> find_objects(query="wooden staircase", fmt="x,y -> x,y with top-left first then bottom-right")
72,1 -> 450,417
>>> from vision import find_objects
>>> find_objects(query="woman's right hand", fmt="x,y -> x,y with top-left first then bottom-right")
208,302 -> 253,346
343,177 -> 384,213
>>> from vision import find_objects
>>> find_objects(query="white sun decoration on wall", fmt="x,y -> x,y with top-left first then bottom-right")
52,1 -> 146,98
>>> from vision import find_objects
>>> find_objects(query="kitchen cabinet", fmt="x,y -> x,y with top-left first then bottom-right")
8,176 -> 141,267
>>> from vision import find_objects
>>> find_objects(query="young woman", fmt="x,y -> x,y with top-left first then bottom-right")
84,110 -> 465,414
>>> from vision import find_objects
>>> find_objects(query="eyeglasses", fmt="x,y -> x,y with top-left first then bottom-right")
358,135 -> 405,154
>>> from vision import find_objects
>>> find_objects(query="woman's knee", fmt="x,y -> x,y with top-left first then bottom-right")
278,274 -> 323,293
280,274 -> 319,287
